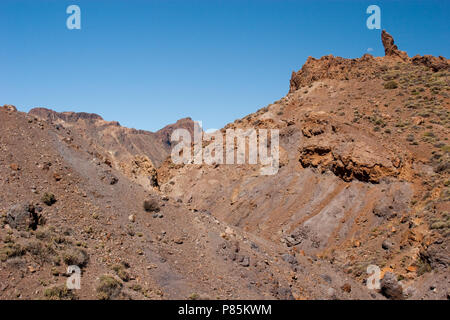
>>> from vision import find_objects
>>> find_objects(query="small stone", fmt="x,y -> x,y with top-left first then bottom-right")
327,288 -> 336,299
239,256 -> 250,267
10,163 -> 20,171
406,265 -> 417,273
382,239 -> 395,250
225,227 -> 235,237
281,254 -> 297,265
341,283 -> 351,293
128,215 -> 135,222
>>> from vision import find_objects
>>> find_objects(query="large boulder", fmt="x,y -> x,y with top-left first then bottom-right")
6,203 -> 40,230
420,239 -> 449,270
380,272 -> 404,300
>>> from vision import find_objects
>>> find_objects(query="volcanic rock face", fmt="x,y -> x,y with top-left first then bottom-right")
0,31 -> 449,300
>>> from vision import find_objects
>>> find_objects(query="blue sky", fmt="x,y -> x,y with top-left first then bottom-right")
1,0 -> 449,131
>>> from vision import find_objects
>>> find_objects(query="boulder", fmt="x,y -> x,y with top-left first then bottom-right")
6,203 -> 40,230
380,272 -> 404,300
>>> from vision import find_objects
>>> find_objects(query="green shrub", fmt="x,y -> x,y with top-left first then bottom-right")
62,248 -> 89,267
0,243 -> 25,261
112,264 -> 130,282
41,193 -> 56,206
188,293 -> 200,300
416,259 -> 432,276
96,275 -> 122,300
27,239 -> 56,263
44,285 -> 76,300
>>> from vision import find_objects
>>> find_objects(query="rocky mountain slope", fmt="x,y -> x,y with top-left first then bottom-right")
0,31 -> 448,300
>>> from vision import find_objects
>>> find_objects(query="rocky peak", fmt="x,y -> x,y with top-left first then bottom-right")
2,104 -> 17,112
155,117 -> 195,147
381,30 -> 408,60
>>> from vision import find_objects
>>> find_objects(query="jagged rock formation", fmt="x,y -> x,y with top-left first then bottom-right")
381,30 -> 408,60
290,30 -> 449,93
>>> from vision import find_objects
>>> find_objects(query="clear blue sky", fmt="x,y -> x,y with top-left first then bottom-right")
1,0 -> 449,131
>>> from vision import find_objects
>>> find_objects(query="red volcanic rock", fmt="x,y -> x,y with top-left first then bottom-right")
2,104 -> 17,112
289,53 -> 378,92
381,30 -> 408,60
411,55 -> 450,72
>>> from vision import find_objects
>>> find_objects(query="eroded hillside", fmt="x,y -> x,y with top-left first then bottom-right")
157,31 -> 450,299
0,31 -> 448,300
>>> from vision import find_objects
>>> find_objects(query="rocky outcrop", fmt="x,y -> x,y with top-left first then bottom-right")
381,30 -> 408,60
119,155 -> 158,189
289,54 -> 378,92
290,30 -> 448,93
298,114 -> 403,183
30,107 -> 104,123
411,55 -> 450,71
2,104 -> 17,112
299,144 -> 400,183
420,239 -> 449,270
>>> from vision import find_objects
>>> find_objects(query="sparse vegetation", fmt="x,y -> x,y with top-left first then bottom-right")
112,264 -> 130,282
44,285 -> 76,300
416,258 -> 432,276
96,275 -> 122,300
188,293 -> 200,300
384,80 -> 398,89
25,240 -> 55,263
62,248 -> 89,267
0,243 -> 25,262
41,192 -> 56,206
